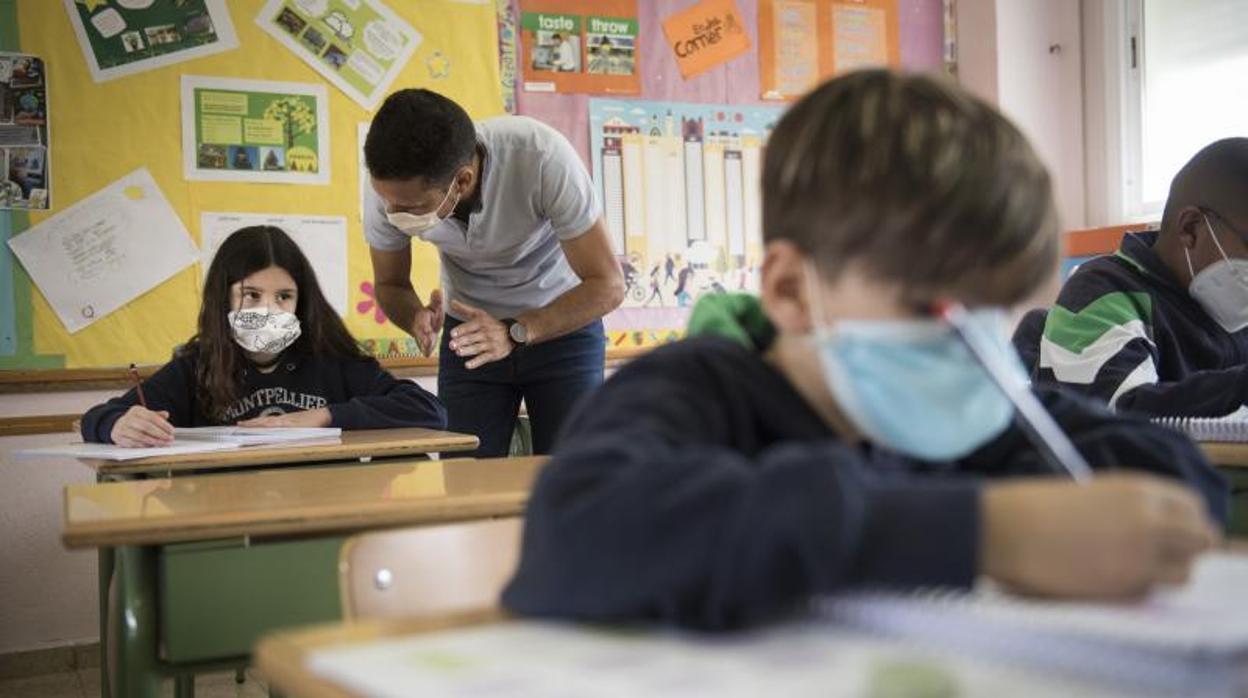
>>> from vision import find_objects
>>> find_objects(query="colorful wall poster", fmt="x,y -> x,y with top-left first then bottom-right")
661,0 -> 752,80
256,0 -> 422,110
181,76 -> 330,185
758,0 -> 900,100
6,168 -> 198,334
62,0 -> 238,83
519,0 -> 640,95
200,212 -> 349,315
0,53 -> 50,210
496,0 -> 518,113
589,99 -> 784,309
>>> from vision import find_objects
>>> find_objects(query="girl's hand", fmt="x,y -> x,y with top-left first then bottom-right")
111,406 -> 175,448
237,408 -> 332,429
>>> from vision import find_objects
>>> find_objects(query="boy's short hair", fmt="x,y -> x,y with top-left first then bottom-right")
762,70 -> 1058,306
1160,138 -> 1248,234
365,89 -> 476,185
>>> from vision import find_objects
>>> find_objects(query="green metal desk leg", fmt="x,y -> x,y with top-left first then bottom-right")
112,545 -> 162,698
175,674 -> 195,697
99,545 -> 114,698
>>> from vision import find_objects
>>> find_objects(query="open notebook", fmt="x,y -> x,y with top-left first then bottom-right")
174,426 -> 341,446
821,552 -> 1248,697
16,427 -> 342,461
1154,415 -> 1248,443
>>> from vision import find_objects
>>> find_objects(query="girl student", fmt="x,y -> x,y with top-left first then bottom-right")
82,226 -> 447,447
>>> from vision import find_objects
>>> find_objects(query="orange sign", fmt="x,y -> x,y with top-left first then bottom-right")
758,0 -> 900,100
661,0 -> 752,79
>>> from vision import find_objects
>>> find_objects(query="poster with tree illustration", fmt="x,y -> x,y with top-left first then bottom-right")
180,75 -> 330,184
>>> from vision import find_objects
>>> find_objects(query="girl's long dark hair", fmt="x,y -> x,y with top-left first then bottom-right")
187,226 -> 364,420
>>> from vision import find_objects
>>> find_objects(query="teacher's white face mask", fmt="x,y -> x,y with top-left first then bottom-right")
386,183 -> 459,239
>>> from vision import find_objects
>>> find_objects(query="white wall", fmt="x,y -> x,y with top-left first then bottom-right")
957,0 -> 1087,230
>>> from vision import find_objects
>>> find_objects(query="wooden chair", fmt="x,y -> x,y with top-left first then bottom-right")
337,518 -> 524,620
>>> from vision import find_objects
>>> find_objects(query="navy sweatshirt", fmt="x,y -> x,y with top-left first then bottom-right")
1035,231 -> 1248,417
502,335 -> 1228,630
81,347 -> 447,443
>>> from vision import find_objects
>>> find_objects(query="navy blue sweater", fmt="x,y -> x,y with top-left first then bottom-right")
502,336 -> 1228,630
1035,231 -> 1248,417
81,348 -> 446,443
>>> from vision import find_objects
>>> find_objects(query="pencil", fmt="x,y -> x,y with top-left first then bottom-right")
129,363 -> 148,409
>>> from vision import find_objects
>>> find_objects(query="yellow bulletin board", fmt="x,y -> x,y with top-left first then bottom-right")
3,0 -> 504,370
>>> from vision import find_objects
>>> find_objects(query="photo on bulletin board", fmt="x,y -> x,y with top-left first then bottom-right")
519,0 -> 640,95
589,99 -> 784,310
181,75 -> 331,185
758,0 -> 900,100
255,0 -> 422,110
61,0 -> 239,83
0,53 -> 50,210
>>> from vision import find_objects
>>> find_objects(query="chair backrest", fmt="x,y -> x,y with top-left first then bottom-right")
338,517 -> 524,621
1012,307 -> 1049,378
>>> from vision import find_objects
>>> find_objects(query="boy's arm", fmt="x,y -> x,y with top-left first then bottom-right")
501,354 -> 981,629
327,358 -> 448,430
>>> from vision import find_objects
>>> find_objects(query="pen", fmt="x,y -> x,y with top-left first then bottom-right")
129,363 -> 148,409
937,302 -> 1094,483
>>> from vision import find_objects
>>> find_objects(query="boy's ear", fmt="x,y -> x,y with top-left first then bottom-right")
760,240 -> 814,334
1176,206 -> 1205,250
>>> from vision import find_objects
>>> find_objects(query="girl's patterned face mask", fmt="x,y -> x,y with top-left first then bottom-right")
227,309 -> 302,355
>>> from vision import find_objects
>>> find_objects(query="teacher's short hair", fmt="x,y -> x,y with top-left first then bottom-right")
366,89 -> 476,185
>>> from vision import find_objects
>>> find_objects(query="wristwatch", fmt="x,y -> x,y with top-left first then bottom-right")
506,319 -> 529,345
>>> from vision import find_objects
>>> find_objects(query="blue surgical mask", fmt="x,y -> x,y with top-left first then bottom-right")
806,273 -> 1019,460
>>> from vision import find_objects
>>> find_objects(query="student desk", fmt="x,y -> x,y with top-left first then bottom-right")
63,455 -> 546,698
80,427 -> 480,478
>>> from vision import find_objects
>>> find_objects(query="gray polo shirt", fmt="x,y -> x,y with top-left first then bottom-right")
364,115 -> 600,321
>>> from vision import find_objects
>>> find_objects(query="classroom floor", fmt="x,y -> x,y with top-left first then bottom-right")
0,668 -> 269,697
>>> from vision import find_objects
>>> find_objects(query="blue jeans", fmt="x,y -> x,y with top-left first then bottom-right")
439,317 -> 606,457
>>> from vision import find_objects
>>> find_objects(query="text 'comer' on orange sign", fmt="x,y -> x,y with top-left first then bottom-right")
661,0 -> 752,79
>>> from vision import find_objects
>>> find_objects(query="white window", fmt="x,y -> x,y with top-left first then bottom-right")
1123,0 -> 1248,220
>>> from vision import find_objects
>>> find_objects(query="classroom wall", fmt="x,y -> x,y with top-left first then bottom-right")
956,0 -> 1086,229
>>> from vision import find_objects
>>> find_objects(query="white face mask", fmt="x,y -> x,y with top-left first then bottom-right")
1186,214 -> 1248,333
228,309 -> 302,355
385,183 -> 459,239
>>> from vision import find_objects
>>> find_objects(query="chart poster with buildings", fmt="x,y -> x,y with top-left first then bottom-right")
758,0 -> 899,100
62,0 -> 238,83
589,99 -> 784,309
181,76 -> 330,185
519,0 -> 639,95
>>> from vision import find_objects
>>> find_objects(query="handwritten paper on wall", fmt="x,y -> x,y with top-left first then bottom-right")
199,212 -> 349,316
759,0 -> 900,101
181,75 -> 331,185
255,0 -> 422,110
661,0 -> 752,80
61,0 -> 239,83
6,168 -> 198,334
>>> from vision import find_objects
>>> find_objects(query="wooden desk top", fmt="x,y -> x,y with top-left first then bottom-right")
82,427 -> 479,476
62,456 -> 545,548
256,611 -> 504,698
1200,442 -> 1248,468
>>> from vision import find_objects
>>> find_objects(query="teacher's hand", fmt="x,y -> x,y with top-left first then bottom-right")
449,300 -> 514,370
412,289 -> 444,357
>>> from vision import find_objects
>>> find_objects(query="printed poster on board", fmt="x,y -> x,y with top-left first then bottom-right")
181,76 -> 331,185
519,0 -> 639,95
62,0 -> 239,83
661,0 -> 752,79
0,53 -> 50,210
758,0 -> 900,100
588,99 -> 784,310
256,0 -> 422,110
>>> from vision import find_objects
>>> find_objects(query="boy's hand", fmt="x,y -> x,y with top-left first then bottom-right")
982,473 -> 1220,598
237,408 -> 332,429
111,406 -> 174,448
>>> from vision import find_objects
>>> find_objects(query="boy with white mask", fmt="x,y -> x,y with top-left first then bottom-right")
1035,138 -> 1248,417
502,71 -> 1227,630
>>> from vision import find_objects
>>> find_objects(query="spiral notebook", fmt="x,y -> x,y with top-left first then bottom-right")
1153,415 -> 1248,442
820,553 -> 1248,697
